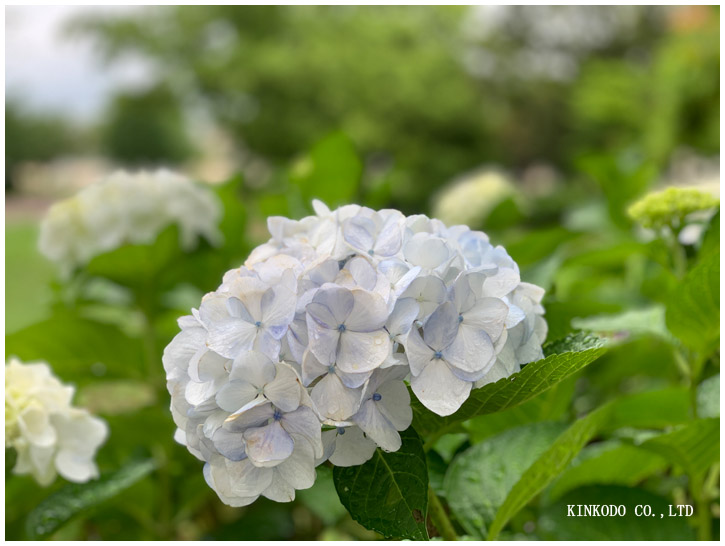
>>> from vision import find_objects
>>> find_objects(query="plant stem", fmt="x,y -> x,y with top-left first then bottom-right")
428,486 -> 457,541
692,478 -> 711,542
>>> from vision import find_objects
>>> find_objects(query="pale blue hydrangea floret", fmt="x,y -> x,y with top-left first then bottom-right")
163,200 -> 547,507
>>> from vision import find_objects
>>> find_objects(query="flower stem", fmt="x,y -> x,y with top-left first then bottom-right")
428,486 -> 457,541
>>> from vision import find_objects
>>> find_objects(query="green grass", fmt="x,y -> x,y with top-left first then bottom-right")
5,221 -> 56,334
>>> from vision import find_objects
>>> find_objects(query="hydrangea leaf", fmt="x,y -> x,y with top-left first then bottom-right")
26,459 -> 156,539
5,315 -> 146,384
411,333 -> 606,438
571,305 -> 675,343
546,441 -> 668,502
539,485 -> 695,540
444,422 -> 566,538
665,250 -> 719,353
487,387 -> 693,540
333,427 -> 428,540
637,417 -> 720,479
290,132 -> 362,210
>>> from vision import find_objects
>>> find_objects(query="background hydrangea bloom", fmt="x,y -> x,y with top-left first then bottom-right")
165,200 -> 546,506
5,357 -> 108,486
38,169 -> 222,274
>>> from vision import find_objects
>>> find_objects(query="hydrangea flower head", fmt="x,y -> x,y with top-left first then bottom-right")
39,169 -> 222,274
165,201 -> 547,506
5,357 -> 108,486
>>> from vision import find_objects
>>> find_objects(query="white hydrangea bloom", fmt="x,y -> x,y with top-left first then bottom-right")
39,169 -> 222,274
165,200 -> 546,507
5,358 -> 108,486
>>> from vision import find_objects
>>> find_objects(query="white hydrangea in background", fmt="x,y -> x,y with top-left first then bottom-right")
39,169 -> 222,274
164,200 -> 547,506
5,357 -> 108,486
432,168 -> 517,228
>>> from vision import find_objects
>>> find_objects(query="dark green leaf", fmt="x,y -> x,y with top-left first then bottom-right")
547,441 -> 668,501
333,427 -> 428,540
26,459 -> 156,539
539,485 -> 695,540
665,251 -> 719,353
444,422 -> 566,538
412,334 -> 606,438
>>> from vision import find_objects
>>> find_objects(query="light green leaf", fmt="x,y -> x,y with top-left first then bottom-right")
444,422 -> 566,538
5,315 -> 146,384
333,427 -> 428,540
539,485 -> 695,540
571,305 -> 675,343
547,441 -> 668,501
665,250 -> 719,353
297,465 -> 347,526
465,376 -> 576,444
290,132 -> 362,209
26,459 -> 156,539
637,417 -> 720,479
697,374 -> 719,418
412,334 -> 606,439
85,224 -> 182,288
487,387 -> 692,540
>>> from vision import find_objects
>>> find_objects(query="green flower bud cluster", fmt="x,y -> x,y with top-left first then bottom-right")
627,187 -> 719,229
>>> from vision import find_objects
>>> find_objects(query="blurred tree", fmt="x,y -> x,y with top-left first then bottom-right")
102,84 -> 193,166
5,101 -> 80,191
70,6 -> 719,212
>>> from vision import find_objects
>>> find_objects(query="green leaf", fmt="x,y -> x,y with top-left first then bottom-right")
637,417 -> 720,479
26,459 -> 156,539
487,402 -> 610,540
665,250 -> 719,353
290,132 -> 362,209
697,374 -> 720,418
333,427 -> 428,540
5,314 -> 146,384
571,305 -> 675,343
699,209 -> 719,259
412,334 -> 606,439
547,441 -> 668,501
444,422 -> 566,538
539,485 -> 695,540
487,387 -> 692,540
85,224 -> 182,289
465,376 -> 576,444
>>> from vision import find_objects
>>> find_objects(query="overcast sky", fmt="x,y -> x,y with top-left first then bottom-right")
5,5 -> 152,122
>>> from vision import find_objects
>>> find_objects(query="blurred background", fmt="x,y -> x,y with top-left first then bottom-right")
5,5 -> 720,541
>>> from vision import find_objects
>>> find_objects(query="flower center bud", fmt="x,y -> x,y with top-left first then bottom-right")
272,409 -> 283,421
368,249 -> 375,256
255,321 -> 262,328
337,324 -> 346,333
328,365 -> 336,375
434,351 -> 443,359
458,314 -> 464,323
372,393 -> 382,402
337,427 -> 346,435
